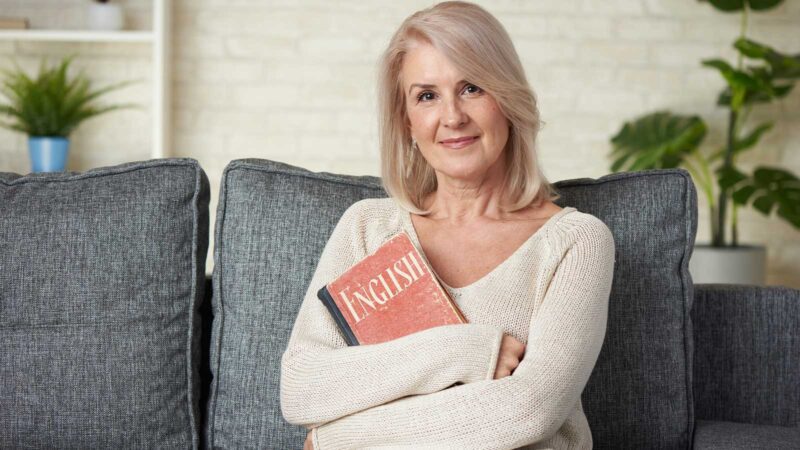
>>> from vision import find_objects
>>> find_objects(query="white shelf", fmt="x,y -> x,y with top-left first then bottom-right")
0,30 -> 154,43
1,0 -> 170,159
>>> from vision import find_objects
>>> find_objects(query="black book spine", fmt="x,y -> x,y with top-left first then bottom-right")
317,285 -> 360,346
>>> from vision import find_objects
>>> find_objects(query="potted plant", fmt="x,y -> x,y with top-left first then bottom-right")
608,0 -> 800,284
0,55 -> 133,172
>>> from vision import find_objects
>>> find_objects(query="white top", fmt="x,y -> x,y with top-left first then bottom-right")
280,197 -> 616,449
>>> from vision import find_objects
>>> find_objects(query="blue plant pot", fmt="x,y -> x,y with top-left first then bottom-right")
29,136 -> 70,172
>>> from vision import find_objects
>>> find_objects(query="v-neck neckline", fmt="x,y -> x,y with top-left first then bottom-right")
399,202 -> 577,293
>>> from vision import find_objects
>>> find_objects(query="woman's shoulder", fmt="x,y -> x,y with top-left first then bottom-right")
333,197 -> 406,247
547,207 -> 615,250
338,197 -> 400,225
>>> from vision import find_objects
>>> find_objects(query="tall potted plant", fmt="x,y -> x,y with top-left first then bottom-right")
0,56 -> 132,172
608,0 -> 800,284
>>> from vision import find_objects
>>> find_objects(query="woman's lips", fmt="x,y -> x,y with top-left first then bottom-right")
439,136 -> 479,149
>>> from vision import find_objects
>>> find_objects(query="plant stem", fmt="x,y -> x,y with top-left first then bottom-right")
729,5 -> 748,247
738,6 -> 748,68
715,107 -> 737,246
714,3 -> 749,247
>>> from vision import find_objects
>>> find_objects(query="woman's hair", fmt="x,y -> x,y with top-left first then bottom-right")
378,1 -> 561,215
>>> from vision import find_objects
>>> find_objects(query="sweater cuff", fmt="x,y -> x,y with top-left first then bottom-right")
484,327 -> 503,380
312,427 -> 320,449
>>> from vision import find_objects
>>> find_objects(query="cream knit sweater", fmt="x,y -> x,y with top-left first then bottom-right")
280,197 -> 616,450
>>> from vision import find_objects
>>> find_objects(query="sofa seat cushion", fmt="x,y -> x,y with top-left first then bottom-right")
692,284 -> 800,427
693,420 -> 800,449
0,159 -> 209,448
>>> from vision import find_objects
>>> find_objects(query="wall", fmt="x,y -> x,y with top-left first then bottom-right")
1,0 -> 798,287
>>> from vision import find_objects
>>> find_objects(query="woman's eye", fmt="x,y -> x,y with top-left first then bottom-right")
463,84 -> 483,95
417,91 -> 435,102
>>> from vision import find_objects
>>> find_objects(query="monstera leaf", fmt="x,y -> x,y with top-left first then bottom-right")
701,0 -> 784,12
702,58 -> 781,109
719,166 -> 800,228
734,38 -> 800,79
610,111 -> 706,172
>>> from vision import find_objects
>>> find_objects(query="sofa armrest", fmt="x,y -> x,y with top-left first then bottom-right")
691,283 -> 800,427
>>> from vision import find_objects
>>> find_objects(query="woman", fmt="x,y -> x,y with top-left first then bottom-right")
280,2 -> 616,449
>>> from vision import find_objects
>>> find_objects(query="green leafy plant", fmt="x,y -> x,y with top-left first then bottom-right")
609,0 -> 800,246
0,55 -> 134,137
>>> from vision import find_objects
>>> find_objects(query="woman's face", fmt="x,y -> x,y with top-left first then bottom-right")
402,41 -> 510,183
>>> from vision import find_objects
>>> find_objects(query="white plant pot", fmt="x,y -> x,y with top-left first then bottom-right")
87,2 -> 124,31
689,244 -> 767,285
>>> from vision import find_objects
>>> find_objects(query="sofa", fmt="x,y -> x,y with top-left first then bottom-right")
0,157 -> 797,449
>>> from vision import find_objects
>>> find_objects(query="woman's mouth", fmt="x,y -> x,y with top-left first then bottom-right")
439,136 -> 479,149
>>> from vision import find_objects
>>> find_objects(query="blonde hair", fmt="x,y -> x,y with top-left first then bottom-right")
378,1 -> 561,215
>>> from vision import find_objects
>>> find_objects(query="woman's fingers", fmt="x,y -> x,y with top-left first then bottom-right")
494,334 -> 526,379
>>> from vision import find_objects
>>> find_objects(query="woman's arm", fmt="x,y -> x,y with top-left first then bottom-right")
280,203 -> 505,428
309,220 -> 616,449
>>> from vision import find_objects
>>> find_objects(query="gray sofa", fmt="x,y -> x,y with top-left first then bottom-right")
1,157 -> 797,449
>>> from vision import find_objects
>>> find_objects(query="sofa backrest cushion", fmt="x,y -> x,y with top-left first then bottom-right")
0,158 -> 209,449
208,158 -> 697,449
207,159 -> 384,449
556,169 -> 698,449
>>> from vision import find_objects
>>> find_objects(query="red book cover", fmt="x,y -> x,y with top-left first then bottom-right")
317,231 -> 467,346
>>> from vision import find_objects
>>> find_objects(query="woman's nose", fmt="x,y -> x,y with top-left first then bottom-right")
442,99 -> 468,128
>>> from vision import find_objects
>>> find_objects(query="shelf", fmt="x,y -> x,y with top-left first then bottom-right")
0,30 -> 154,43
0,0 -> 169,159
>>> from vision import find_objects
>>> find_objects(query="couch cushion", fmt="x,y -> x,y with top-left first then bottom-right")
0,158 -> 209,449
692,284 -> 800,427
208,158 -> 697,449
207,159 -> 384,449
559,169 -> 697,449
693,420 -> 800,449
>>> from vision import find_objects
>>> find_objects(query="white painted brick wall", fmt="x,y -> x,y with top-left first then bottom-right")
0,0 -> 798,287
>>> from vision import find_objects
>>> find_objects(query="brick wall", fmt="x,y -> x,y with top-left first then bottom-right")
1,0 -> 798,286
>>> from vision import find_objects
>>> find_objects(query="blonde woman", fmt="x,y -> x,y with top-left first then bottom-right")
280,2 -> 616,449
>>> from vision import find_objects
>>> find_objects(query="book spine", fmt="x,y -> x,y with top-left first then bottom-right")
317,285 -> 360,346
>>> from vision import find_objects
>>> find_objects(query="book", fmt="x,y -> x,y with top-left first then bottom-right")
317,231 -> 466,346
0,17 -> 29,29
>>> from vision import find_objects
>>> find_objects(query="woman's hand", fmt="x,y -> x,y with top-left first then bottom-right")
493,333 -> 526,379
304,429 -> 314,450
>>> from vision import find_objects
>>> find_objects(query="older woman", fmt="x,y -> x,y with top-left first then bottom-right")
280,2 -> 616,449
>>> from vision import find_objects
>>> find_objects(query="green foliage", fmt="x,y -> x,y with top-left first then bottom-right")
702,0 -> 783,12
704,38 -> 798,109
708,121 -> 773,162
610,0 -> 800,242
0,56 -> 134,137
734,38 -> 800,80
720,166 -> 800,227
610,112 -> 706,172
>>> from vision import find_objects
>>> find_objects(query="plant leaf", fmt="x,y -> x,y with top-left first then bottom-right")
735,37 -> 800,79
732,183 -> 757,204
747,0 -> 783,11
0,56 -> 135,137
717,165 -> 748,190
705,0 -> 745,12
609,111 -> 706,172
705,0 -> 784,11
740,167 -> 800,229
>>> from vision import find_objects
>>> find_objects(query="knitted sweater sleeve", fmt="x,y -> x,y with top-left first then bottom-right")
280,202 -> 505,429
310,219 -> 616,450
